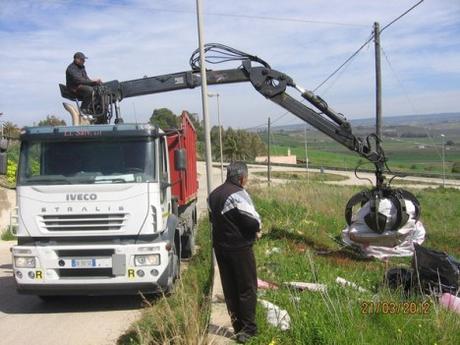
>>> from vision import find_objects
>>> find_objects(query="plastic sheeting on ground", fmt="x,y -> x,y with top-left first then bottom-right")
258,278 -> 279,290
440,293 -> 460,314
284,281 -> 327,293
259,299 -> 291,331
342,198 -> 425,259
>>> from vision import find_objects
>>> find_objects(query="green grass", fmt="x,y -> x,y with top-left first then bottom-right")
117,219 -> 213,345
244,182 -> 460,345
1,226 -> 16,241
253,171 -> 348,182
266,130 -> 460,176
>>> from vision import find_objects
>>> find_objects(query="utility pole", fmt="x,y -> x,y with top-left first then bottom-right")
267,117 -> 271,186
196,0 -> 213,195
374,22 -> 382,140
441,134 -> 446,188
304,125 -> 309,183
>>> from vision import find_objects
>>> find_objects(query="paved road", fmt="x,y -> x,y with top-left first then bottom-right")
0,240 -> 143,345
246,164 -> 460,189
0,162 -> 215,345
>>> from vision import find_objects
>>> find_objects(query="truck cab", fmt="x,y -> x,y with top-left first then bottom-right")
10,118 -> 197,296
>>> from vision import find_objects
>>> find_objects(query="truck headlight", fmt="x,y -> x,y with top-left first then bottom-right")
15,256 -> 36,268
134,254 -> 160,266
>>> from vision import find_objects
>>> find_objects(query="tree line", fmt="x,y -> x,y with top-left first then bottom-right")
2,109 -> 266,163
150,108 -> 266,161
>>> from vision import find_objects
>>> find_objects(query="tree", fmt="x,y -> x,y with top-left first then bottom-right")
149,108 -> 179,129
2,121 -> 20,139
221,128 -> 266,161
452,161 -> 460,174
188,113 -> 204,141
38,115 -> 66,127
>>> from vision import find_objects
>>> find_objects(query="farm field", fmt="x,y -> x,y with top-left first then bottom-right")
258,125 -> 460,176
245,181 -> 460,345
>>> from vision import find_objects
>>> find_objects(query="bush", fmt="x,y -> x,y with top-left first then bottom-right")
1,226 -> 17,241
452,161 -> 460,174
6,160 -> 17,185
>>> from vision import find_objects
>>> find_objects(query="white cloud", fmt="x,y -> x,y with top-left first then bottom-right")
0,0 -> 459,128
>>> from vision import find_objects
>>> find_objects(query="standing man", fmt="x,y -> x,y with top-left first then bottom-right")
208,161 -> 261,343
66,52 -> 102,112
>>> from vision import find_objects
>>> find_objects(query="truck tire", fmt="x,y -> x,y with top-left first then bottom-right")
181,232 -> 195,259
165,237 -> 181,295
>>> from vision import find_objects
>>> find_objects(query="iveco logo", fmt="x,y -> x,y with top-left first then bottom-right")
66,193 -> 98,201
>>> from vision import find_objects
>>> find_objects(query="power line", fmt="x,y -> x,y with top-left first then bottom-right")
380,0 -> 424,33
38,0 -> 367,27
381,45 -> 442,159
313,33 -> 374,92
313,0 -> 425,93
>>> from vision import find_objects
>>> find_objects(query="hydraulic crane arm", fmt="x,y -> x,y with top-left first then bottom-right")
103,59 -> 385,185
59,43 -> 421,233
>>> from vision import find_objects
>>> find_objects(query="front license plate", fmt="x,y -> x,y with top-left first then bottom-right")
71,258 -> 96,268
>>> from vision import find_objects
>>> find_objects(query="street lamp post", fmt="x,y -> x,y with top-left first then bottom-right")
441,133 -> 446,188
0,112 -> 4,138
208,93 -> 224,183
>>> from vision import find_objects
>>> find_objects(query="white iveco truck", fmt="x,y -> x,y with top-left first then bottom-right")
4,113 -> 198,296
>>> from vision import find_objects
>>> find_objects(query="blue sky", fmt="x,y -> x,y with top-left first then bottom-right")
1,0 -> 459,128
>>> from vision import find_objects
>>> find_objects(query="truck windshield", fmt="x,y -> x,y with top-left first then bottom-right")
18,139 -> 155,185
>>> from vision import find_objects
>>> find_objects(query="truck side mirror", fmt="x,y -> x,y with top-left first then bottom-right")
174,149 -> 186,171
0,152 -> 7,175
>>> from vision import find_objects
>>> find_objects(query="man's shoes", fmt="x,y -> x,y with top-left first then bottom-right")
235,332 -> 253,344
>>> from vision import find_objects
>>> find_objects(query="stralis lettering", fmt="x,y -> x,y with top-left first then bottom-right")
41,206 -> 125,213
66,193 -> 98,201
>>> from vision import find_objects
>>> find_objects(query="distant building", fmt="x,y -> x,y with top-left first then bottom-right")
256,147 -> 297,165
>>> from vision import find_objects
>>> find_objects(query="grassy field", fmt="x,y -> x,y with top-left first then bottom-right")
243,182 -> 460,345
253,171 -> 348,182
116,182 -> 459,345
265,130 -> 460,176
117,219 -> 213,345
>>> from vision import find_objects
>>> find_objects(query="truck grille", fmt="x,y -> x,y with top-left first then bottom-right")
40,213 -> 127,231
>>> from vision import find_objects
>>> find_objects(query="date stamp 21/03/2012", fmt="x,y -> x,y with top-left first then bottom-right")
360,301 -> 431,315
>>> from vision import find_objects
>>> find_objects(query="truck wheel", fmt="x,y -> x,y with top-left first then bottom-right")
165,240 -> 180,295
173,238 -> 181,280
181,232 -> 195,259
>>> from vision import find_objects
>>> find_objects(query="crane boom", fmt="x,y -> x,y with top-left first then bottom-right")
94,60 -> 385,186
57,43 -> 422,233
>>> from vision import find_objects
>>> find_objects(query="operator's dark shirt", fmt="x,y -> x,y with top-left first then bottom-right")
208,180 -> 261,251
66,62 -> 96,92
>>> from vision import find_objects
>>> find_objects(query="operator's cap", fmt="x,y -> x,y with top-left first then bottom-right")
73,52 -> 88,60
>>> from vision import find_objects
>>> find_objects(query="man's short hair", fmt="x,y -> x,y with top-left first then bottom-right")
226,161 -> 248,184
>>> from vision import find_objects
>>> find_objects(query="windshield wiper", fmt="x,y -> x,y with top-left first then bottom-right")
94,178 -> 127,184
24,175 -> 72,185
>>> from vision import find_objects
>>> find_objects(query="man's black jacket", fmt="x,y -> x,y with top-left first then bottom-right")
66,62 -> 96,91
208,180 -> 261,251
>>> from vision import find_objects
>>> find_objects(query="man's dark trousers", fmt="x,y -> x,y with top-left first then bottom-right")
215,246 -> 257,336
75,85 -> 94,110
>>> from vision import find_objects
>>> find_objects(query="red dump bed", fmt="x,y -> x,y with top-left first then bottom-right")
167,111 -> 198,206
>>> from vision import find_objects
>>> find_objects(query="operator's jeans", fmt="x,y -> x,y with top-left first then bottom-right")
214,246 -> 257,336
75,85 -> 94,111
